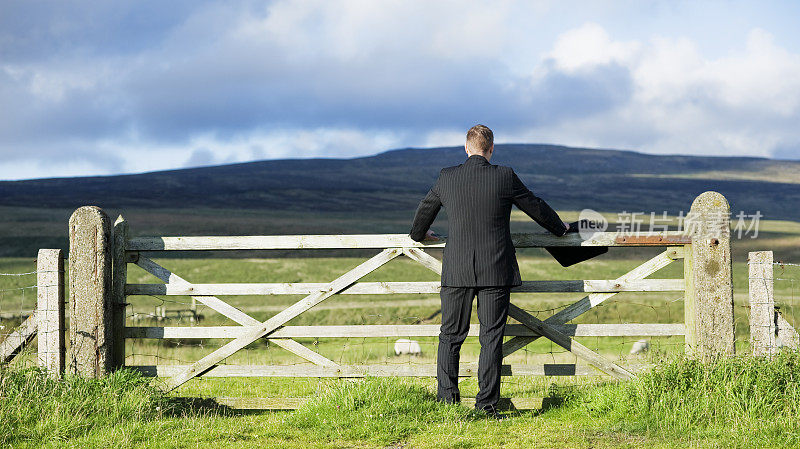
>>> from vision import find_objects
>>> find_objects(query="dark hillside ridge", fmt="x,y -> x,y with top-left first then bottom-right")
1,144 -> 798,220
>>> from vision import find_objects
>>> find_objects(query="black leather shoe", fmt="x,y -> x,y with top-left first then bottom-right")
476,404 -> 505,420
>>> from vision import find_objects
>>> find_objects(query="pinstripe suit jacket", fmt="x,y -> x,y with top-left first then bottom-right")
409,154 -> 568,287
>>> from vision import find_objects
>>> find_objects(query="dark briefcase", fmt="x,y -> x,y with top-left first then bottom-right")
545,219 -> 609,267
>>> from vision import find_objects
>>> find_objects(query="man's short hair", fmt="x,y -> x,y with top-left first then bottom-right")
466,124 -> 494,155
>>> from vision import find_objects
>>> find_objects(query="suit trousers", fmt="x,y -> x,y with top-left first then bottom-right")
437,286 -> 511,408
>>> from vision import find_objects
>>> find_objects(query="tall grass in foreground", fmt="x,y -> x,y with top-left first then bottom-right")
2,354 -> 800,447
0,367 -> 171,446
290,377 -> 475,445
579,351 -> 800,445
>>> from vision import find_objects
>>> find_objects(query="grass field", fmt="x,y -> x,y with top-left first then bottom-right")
1,216 -> 799,448
3,355 -> 800,448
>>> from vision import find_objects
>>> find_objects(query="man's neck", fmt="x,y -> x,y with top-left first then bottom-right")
467,153 -> 491,162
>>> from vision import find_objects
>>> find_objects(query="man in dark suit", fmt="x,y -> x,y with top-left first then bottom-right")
409,124 -> 570,417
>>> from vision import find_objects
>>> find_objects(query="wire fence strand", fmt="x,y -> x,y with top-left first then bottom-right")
0,263 -> 40,366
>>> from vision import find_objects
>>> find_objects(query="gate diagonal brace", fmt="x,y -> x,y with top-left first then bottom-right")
405,247 -> 674,378
164,248 -> 401,390
135,256 -> 338,367
503,248 -> 681,357
403,247 -> 443,275
136,256 -> 256,326
508,304 -> 636,380
0,313 -> 37,363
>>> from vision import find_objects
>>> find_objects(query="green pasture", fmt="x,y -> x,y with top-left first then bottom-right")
1,216 -> 799,448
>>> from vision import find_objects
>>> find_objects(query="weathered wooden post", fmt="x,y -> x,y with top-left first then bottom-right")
68,206 -> 114,377
749,251 -> 775,356
112,215 -> 129,369
37,249 -> 65,377
684,191 -> 735,361
683,238 -> 696,356
748,250 -> 799,353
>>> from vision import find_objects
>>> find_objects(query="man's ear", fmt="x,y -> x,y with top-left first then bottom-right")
464,144 -> 470,156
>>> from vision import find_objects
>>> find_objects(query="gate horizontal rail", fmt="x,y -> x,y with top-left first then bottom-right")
126,231 -> 692,251
132,363 -> 608,378
126,323 -> 686,339
126,279 -> 684,296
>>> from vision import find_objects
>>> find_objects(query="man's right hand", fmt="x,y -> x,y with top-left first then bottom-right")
424,229 -> 440,241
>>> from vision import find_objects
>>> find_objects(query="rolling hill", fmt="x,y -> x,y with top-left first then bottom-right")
2,143 -> 799,214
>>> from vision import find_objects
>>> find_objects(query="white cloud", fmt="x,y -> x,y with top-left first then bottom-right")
0,127 -> 412,179
709,29 -> 800,115
547,22 -> 641,73
521,24 -> 800,158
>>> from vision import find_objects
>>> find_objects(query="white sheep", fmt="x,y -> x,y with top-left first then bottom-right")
630,339 -> 650,355
394,339 -> 422,356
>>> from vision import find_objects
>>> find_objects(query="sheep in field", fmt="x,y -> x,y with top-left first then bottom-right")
394,339 -> 422,356
630,339 -> 650,354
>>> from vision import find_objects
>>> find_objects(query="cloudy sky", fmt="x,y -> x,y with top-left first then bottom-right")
2,0 -> 799,180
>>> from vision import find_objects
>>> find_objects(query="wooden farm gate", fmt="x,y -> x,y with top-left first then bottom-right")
13,191 -> 735,405
122,234 -> 684,388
